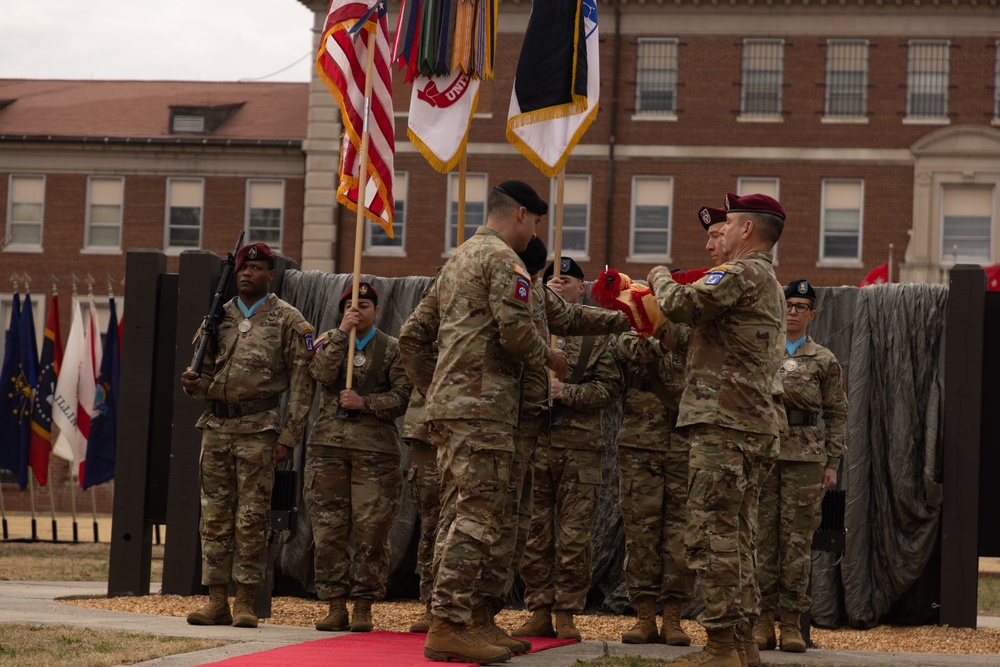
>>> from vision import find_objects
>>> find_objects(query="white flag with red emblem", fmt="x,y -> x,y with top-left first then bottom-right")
407,71 -> 480,174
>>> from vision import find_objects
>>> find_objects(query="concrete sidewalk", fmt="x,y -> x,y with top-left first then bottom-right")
0,581 -> 997,667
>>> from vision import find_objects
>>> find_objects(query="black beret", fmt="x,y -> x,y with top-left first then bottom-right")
544,256 -> 585,282
784,279 -> 816,301
494,180 -> 548,216
517,236 -> 548,275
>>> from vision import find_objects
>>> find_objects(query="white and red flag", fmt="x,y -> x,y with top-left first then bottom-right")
408,71 -> 480,174
316,0 -> 396,237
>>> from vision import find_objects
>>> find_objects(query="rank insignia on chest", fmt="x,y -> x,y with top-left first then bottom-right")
515,276 -> 531,302
705,269 -> 727,286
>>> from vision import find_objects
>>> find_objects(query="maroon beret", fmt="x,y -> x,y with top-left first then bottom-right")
725,192 -> 785,221
235,242 -> 274,272
698,206 -> 728,230
339,281 -> 379,312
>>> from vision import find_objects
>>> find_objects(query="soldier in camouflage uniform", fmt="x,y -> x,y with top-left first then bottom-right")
402,354 -> 440,633
180,242 -> 315,629
399,181 -> 569,665
614,322 -> 695,646
515,257 -> 624,641
305,282 -> 412,633
648,192 -> 787,667
755,280 -> 846,654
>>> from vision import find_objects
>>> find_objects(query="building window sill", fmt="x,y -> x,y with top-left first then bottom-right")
2,245 -> 43,254
363,248 -> 406,258
81,247 -> 123,256
737,115 -> 784,123
821,116 -> 869,124
626,255 -> 672,265
903,117 -> 950,126
816,259 -> 865,269
630,113 -> 678,122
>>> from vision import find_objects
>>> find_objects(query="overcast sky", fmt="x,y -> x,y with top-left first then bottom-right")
3,0 -> 316,83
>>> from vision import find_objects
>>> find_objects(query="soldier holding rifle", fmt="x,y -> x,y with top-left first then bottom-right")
180,241 -> 315,629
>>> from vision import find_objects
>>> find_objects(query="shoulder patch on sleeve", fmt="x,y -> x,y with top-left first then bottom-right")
704,269 -> 728,286
514,263 -> 531,280
514,276 -> 531,302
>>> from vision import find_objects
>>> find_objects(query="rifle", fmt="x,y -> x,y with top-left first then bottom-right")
191,231 -> 245,375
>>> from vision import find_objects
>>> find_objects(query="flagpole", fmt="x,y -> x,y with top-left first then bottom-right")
888,243 -> 894,284
28,476 -> 38,540
0,482 -> 7,538
70,460 -> 78,542
345,19 -> 379,391
48,457 -> 57,541
548,169 -> 566,403
90,486 -> 99,543
457,147 -> 467,246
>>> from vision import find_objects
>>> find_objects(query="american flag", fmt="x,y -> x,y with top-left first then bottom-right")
317,0 -> 396,238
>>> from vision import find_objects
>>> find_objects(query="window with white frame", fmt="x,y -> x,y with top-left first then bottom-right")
907,40 -> 950,120
6,175 -> 44,248
740,39 -> 784,118
629,176 -> 672,258
165,178 -> 203,249
825,40 -> 868,118
635,38 -> 679,115
738,177 -> 780,259
86,176 -> 124,249
821,180 -> 864,260
367,171 -> 406,251
941,185 -> 993,263
446,172 -> 487,251
246,180 -> 283,248
548,175 -> 590,256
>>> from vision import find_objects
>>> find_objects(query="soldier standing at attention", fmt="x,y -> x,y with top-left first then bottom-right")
180,242 -> 315,629
755,280 -> 846,653
648,193 -> 786,667
399,180 -> 569,665
614,320 -> 694,646
515,257 -> 623,641
305,282 -> 412,633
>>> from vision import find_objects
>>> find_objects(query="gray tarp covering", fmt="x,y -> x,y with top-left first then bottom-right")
274,271 -> 948,628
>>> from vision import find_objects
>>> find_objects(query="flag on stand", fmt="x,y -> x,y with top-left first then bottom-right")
985,264 -> 1000,292
407,71 -> 480,173
84,297 -> 119,490
506,0 -> 600,178
858,263 -> 889,287
52,297 -> 102,484
317,0 -> 396,237
29,295 -> 63,486
0,293 -> 33,490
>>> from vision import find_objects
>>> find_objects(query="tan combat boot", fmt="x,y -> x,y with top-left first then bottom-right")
737,621 -> 760,667
409,600 -> 434,633
660,598 -> 692,646
186,585 -> 232,626
754,609 -> 776,650
779,612 -> 807,653
553,611 -> 582,641
316,597 -> 349,631
472,605 -> 531,654
231,584 -> 258,628
350,598 -> 374,632
621,596 -> 659,644
670,628 -> 741,667
424,616 -> 511,664
513,607 -> 556,638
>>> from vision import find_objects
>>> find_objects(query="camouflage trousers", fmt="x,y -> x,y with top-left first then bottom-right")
738,442 -> 776,623
503,414 -> 549,600
520,446 -> 603,613
685,424 -> 776,630
405,437 -> 442,606
198,428 -> 277,586
756,460 -> 825,614
429,419 -> 513,625
619,446 -> 695,603
303,444 -> 402,601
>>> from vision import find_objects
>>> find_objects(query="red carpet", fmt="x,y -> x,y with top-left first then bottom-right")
203,630 -> 578,667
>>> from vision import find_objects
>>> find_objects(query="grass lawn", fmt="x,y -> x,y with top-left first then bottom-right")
0,542 -> 163,582
0,624 -> 224,667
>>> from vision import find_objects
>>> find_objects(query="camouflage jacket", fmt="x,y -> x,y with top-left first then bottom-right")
399,226 -> 559,428
650,251 -> 785,436
401,386 -> 431,444
550,334 -> 623,450
189,294 -> 315,449
308,328 -> 411,455
778,337 -> 847,468
614,325 -> 690,452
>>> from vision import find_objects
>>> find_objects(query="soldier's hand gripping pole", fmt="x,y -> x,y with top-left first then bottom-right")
192,231 -> 245,375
